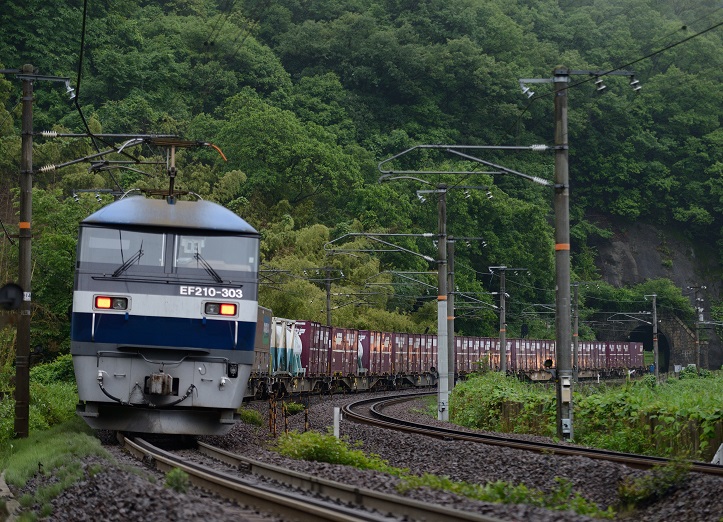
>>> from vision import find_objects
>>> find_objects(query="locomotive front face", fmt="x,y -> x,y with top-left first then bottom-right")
70,199 -> 260,435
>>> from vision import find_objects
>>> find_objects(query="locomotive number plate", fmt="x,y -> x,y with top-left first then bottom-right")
179,286 -> 243,298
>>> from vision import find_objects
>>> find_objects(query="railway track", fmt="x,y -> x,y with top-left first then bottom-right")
119,434 -> 507,522
342,393 -> 723,477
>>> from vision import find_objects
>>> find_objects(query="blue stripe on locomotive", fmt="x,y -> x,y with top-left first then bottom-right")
71,312 -> 256,351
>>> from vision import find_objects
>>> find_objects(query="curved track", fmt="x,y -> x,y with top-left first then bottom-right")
342,393 -> 723,477
120,434 -> 507,522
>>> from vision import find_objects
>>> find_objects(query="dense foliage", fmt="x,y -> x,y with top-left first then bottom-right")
0,0 -> 720,354
450,371 -> 723,460
0,355 -> 77,448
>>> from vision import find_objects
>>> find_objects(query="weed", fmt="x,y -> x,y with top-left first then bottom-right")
165,468 -> 190,493
284,401 -> 306,415
39,503 -> 53,517
398,475 -> 613,519
274,430 -> 403,475
19,493 -> 34,508
618,460 -> 690,510
237,407 -> 264,426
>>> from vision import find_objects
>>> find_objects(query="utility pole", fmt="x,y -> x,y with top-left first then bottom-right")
1,65 -> 75,438
489,266 -> 525,374
573,282 -> 579,382
447,237 -> 455,393
553,67 -> 573,441
325,266 -> 332,326
520,66 -> 638,441
16,64 -> 34,438
498,267 -> 507,373
650,294 -> 659,381
437,185 -> 449,421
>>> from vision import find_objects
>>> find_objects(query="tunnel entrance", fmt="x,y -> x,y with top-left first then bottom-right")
628,324 -> 671,373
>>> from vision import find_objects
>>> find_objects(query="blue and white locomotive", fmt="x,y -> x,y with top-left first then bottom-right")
71,195 -> 260,435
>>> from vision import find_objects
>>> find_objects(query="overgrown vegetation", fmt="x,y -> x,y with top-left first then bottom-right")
274,430 -> 613,518
450,371 -> 723,460
0,355 -> 78,449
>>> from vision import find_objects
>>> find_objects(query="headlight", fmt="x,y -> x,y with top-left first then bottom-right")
94,295 -> 128,310
204,302 -> 237,316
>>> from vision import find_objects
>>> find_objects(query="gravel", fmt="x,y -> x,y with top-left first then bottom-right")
6,390 -> 723,521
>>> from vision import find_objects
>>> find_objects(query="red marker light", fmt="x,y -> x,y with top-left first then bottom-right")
204,302 -> 237,316
94,296 -> 128,310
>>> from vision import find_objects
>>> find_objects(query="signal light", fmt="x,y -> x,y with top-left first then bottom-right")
204,302 -> 237,316
220,303 -> 236,316
94,296 -> 128,310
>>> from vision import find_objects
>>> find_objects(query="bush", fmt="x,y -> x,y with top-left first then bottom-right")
165,468 -> 190,493
30,354 -> 75,384
0,357 -> 78,449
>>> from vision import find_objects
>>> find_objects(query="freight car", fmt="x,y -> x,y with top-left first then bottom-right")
71,195 -> 260,435
246,318 -> 645,398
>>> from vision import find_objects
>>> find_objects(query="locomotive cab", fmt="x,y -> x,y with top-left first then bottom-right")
71,196 -> 260,435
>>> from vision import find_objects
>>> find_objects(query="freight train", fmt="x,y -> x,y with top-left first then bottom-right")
69,195 -> 643,436
246,313 -> 645,399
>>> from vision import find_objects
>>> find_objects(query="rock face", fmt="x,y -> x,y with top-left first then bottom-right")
589,217 -> 722,368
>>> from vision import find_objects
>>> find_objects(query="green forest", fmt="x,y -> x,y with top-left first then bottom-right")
0,0 -> 721,356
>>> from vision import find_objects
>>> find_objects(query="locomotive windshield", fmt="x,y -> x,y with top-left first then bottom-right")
174,234 -> 257,273
79,228 -> 165,271
78,226 -> 258,281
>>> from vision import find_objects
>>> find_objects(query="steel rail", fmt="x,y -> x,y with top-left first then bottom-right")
120,436 -> 383,521
342,394 -> 723,476
197,441 -> 506,522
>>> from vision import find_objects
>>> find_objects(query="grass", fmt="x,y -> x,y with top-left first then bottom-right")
274,429 -> 614,519
0,416 -> 119,520
237,407 -> 265,426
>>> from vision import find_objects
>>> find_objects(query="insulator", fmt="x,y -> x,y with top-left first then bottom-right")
41,130 -> 58,138
530,144 -> 548,151
39,164 -> 56,173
